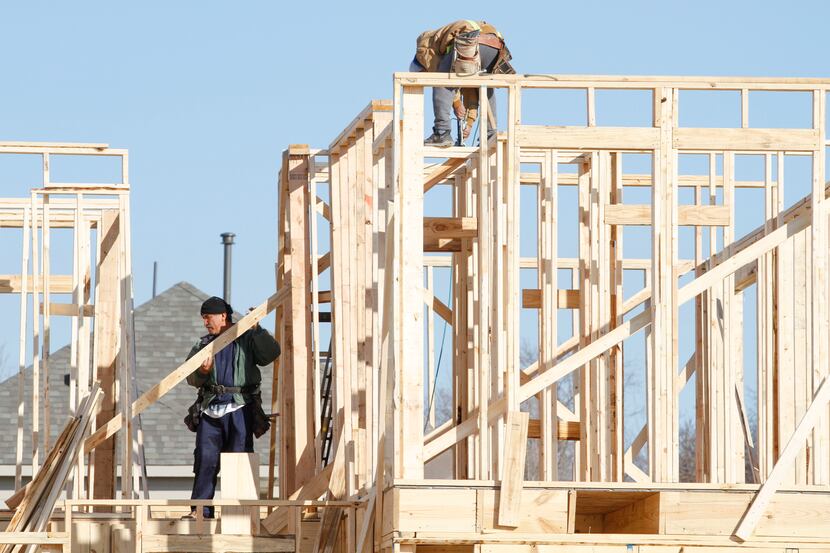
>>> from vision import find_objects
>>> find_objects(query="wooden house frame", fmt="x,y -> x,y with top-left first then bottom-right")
3,73 -> 830,552
0,142 -> 142,505
271,74 -> 830,552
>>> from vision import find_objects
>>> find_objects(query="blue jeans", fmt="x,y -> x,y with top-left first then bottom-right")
190,403 -> 254,517
432,44 -> 499,137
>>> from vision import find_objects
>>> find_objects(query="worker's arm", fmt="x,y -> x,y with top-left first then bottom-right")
249,326 -> 281,366
185,342 -> 213,387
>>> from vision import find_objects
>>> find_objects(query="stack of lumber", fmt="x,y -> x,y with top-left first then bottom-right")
1,385 -> 102,553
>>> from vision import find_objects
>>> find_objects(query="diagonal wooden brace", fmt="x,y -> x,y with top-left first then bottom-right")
83,288 -> 288,454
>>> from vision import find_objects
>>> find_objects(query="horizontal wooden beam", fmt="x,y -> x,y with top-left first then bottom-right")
0,144 -> 124,156
528,419 -> 581,441
0,275 -> 74,294
521,288 -> 581,309
674,127 -> 820,151
424,217 -> 477,239
40,303 -> 94,317
423,217 -> 477,252
517,125 -> 660,150
0,141 -> 109,149
141,534 -> 294,552
604,204 -> 731,226
0,214 -> 99,229
287,144 -> 310,155
519,172 -> 767,189
44,182 -> 127,190
0,532 -> 69,545
396,71 -> 830,89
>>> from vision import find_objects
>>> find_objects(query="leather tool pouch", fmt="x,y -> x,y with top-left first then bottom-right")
184,394 -> 203,432
492,44 -> 515,75
251,393 -> 271,439
452,30 -> 481,76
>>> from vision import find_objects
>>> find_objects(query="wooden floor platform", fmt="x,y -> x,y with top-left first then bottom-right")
383,481 -> 830,551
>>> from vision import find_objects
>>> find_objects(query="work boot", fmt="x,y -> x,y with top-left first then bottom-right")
424,131 -> 453,147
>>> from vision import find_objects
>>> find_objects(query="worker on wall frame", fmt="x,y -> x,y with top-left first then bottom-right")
410,20 -> 515,147
182,296 -> 280,519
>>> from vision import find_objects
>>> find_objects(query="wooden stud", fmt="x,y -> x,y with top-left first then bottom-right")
496,411 -> 529,527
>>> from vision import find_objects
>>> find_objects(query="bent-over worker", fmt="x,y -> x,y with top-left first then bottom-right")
183,296 -> 280,519
410,20 -> 515,147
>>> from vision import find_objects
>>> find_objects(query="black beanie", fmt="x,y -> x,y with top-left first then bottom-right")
201,296 -> 232,316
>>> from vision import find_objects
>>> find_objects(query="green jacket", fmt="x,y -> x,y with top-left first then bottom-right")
185,325 -> 280,410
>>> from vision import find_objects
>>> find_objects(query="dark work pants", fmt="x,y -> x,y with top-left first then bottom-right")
433,44 -> 499,137
190,402 -> 254,517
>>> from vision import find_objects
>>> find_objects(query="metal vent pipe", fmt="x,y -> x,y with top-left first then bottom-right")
220,232 -> 235,305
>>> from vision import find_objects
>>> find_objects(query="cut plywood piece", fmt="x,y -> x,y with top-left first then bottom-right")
497,411 -> 529,527
393,487 -> 477,534
660,489 -> 830,539
221,452 -> 260,535
478,489 -> 569,533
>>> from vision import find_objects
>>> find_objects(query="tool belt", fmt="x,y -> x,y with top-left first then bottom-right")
183,384 -> 263,433
206,383 -> 259,395
478,33 -> 504,50
492,44 -> 515,75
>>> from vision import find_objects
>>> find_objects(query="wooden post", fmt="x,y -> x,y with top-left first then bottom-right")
810,89 -> 828,485
14,205 -> 30,492
497,411 -> 529,527
220,452 -> 260,535
92,209 -> 121,501
650,86 -> 679,482
539,149 -> 558,480
30,191 -> 41,476
281,147 -> 317,497
394,85 -> 425,479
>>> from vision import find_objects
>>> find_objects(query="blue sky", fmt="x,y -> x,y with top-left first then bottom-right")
0,1 -> 828,441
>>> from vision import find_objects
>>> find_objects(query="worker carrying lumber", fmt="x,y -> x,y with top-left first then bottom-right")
410,19 -> 515,147
182,296 -> 280,519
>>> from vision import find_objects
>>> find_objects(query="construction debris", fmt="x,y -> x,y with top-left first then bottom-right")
2,385 -> 101,553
